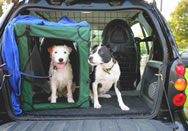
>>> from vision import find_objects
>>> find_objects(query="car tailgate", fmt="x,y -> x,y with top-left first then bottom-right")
0,119 -> 172,131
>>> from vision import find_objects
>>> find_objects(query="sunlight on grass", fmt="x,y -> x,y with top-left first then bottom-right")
184,68 -> 188,119
185,68 -> 188,107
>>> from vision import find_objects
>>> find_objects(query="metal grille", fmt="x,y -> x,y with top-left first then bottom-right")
30,10 -> 140,46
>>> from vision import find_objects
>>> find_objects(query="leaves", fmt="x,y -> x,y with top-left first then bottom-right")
0,0 -> 11,16
0,1 -> 3,16
168,0 -> 188,50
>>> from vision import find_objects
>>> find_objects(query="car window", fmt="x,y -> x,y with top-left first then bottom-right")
131,23 -> 153,77
181,50 -> 188,57
131,23 -> 152,56
91,29 -> 103,46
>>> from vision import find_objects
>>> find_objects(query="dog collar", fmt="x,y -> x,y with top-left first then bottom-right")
102,59 -> 116,75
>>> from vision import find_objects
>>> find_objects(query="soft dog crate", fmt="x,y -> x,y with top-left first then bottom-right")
2,15 -> 90,113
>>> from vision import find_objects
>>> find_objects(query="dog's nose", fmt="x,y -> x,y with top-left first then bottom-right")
88,56 -> 93,62
59,58 -> 64,62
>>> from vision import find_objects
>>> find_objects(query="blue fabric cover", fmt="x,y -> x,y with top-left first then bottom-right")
1,15 -> 89,114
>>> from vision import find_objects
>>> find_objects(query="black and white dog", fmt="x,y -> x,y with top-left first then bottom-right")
88,45 -> 129,111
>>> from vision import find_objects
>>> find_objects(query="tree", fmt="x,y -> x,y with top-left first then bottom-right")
168,0 -> 188,50
0,1 -> 3,16
0,0 -> 11,16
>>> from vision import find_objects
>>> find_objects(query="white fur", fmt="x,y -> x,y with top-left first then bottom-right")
48,45 -> 74,103
89,46 -> 103,65
89,46 -> 129,111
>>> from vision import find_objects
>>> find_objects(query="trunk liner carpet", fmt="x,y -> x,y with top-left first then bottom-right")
23,96 -> 151,117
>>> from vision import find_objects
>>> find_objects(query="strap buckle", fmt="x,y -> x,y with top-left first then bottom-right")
0,74 -> 11,90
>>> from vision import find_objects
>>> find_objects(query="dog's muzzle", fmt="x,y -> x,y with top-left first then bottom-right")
59,58 -> 64,63
88,56 -> 95,65
88,56 -> 93,62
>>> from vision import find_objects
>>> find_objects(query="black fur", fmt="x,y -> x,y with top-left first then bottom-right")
90,66 -> 96,85
90,45 -> 112,64
99,46 -> 112,63
89,65 -> 102,92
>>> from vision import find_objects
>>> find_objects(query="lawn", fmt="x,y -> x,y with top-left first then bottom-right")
184,68 -> 188,118
185,68 -> 188,107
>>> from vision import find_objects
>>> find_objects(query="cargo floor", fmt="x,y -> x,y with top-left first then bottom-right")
23,95 -> 151,117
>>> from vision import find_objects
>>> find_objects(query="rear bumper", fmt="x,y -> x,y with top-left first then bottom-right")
0,119 -> 173,131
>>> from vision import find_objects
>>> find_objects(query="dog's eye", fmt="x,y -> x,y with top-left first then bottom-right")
91,49 -> 97,54
54,51 -> 57,54
64,51 -> 67,54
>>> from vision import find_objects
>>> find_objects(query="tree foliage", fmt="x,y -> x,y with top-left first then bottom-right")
168,0 -> 188,50
0,0 -> 11,16
0,1 -> 3,16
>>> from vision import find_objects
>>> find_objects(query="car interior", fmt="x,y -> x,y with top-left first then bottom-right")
7,9 -> 164,117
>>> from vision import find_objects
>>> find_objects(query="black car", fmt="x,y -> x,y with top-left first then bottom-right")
0,0 -> 187,130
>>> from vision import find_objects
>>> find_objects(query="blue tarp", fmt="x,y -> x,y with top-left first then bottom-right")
1,15 -> 89,114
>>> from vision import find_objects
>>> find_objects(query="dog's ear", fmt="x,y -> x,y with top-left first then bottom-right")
106,44 -> 113,53
48,45 -> 56,54
68,47 -> 72,53
63,45 -> 72,53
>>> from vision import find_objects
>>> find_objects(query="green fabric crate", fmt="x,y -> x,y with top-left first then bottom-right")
14,23 -> 90,111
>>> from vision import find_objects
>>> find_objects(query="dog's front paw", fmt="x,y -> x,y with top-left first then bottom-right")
50,96 -> 57,103
68,97 -> 75,103
94,103 -> 102,109
120,104 -> 130,111
49,95 -> 58,102
51,99 -> 56,103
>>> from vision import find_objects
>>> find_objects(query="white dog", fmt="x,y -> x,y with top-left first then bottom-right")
48,45 -> 75,103
88,45 -> 129,111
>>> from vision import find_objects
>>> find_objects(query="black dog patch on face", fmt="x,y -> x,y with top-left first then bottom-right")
89,45 -> 112,65
91,45 -> 99,54
98,46 -> 112,63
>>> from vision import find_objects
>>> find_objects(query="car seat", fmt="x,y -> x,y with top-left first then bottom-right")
102,19 -> 140,90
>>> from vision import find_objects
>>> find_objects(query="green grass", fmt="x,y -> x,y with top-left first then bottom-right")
184,68 -> 188,107
184,68 -> 188,119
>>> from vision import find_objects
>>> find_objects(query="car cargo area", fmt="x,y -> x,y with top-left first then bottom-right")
3,9 -> 164,118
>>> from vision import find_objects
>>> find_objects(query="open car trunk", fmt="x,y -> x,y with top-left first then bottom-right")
21,61 -> 162,118
1,7 -> 165,120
